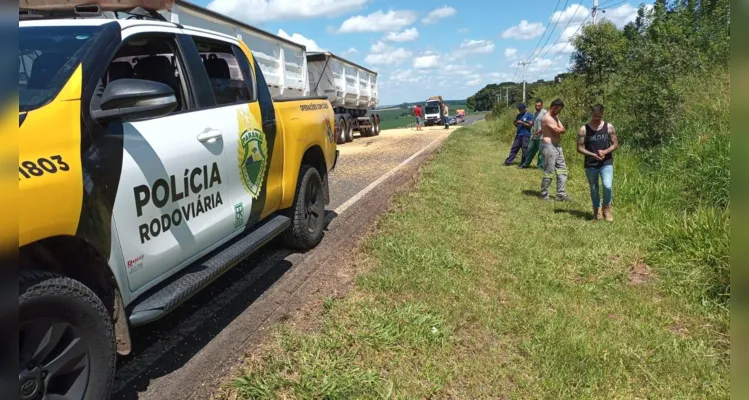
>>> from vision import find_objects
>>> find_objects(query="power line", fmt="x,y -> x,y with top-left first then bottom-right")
601,0 -> 627,10
536,0 -> 587,62
525,0 -> 571,68
535,12 -> 592,77
522,0 -> 563,65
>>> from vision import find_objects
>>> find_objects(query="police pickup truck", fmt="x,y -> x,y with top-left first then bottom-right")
17,1 -> 338,398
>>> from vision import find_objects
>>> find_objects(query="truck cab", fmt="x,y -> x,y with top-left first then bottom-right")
424,95 -> 444,127
18,2 -> 337,398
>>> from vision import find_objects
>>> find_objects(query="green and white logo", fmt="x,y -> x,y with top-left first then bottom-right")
236,108 -> 268,199
234,203 -> 244,228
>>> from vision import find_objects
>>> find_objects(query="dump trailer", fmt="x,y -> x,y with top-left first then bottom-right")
161,0 -> 309,99
307,52 -> 380,144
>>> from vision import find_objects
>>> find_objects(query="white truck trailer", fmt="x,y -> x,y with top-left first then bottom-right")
307,52 -> 381,144
165,0 -> 380,144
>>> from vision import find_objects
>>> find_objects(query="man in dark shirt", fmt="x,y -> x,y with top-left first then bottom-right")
504,103 -> 534,166
413,104 -> 423,131
577,104 -> 619,221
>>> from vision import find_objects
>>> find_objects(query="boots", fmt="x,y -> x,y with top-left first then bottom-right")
602,205 -> 613,222
593,207 -> 601,221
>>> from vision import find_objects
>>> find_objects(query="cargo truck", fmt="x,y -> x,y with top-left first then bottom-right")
163,0 -> 379,145
424,95 -> 444,126
307,52 -> 380,144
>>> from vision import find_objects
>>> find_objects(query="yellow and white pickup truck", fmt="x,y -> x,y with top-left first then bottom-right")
17,2 -> 337,398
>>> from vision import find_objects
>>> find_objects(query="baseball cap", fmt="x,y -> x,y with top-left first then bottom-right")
517,103 -> 527,109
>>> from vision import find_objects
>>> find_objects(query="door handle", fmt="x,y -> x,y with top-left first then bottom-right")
197,129 -> 222,143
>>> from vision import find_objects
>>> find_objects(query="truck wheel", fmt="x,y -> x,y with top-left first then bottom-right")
369,115 -> 378,136
374,114 -> 381,135
284,165 -> 325,250
343,114 -> 354,142
336,116 -> 346,145
19,271 -> 115,400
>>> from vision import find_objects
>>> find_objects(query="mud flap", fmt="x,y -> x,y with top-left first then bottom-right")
323,171 -> 331,205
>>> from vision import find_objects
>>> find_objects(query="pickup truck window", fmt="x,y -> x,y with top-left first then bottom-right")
103,34 -> 190,113
192,36 -> 254,106
19,25 -> 103,112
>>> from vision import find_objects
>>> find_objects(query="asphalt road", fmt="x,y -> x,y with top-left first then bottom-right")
110,115 -> 484,399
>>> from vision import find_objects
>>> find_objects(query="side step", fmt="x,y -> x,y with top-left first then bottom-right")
128,215 -> 291,327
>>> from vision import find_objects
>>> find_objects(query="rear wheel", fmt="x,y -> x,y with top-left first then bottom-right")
283,165 -> 325,250
374,114 -> 381,135
343,114 -> 354,142
19,271 -> 115,400
369,115 -> 377,136
335,116 -> 346,144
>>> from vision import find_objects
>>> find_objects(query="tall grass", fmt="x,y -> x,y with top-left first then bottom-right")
486,71 -> 730,310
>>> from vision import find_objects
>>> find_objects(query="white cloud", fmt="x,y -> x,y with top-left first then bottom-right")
551,4 -> 589,25
488,72 -> 513,81
602,3 -> 651,28
342,47 -> 359,55
370,41 -> 387,53
338,9 -> 418,33
276,29 -> 326,52
365,48 -> 412,64
504,48 -> 518,60
422,5 -> 457,24
413,53 -> 440,69
456,39 -> 495,55
457,28 -> 469,33
207,0 -> 368,24
365,41 -> 412,65
384,27 -> 419,42
500,20 -> 544,40
389,69 -> 424,84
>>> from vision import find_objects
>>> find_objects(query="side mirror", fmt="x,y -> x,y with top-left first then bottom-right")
92,78 -> 177,123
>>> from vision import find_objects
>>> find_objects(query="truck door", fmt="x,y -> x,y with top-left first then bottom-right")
186,33 -> 281,230
96,29 -> 237,294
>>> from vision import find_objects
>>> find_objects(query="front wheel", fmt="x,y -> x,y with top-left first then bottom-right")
19,271 -> 115,400
283,165 -> 326,250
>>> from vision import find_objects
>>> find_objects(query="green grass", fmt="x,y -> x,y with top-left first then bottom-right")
229,122 -> 729,399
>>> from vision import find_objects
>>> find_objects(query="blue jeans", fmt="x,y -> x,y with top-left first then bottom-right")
585,165 -> 613,207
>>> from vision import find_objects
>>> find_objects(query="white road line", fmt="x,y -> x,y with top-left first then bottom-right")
334,133 -> 448,215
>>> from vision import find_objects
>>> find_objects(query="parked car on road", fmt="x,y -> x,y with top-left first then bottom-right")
18,1 -> 338,397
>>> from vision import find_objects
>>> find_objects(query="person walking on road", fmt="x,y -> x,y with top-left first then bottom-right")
519,99 -> 547,169
503,103 -> 534,166
539,99 -> 572,201
413,104 -> 424,131
443,103 -> 450,129
577,104 -> 619,221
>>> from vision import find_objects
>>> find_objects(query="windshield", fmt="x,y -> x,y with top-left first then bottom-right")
425,104 -> 440,114
19,25 -> 103,112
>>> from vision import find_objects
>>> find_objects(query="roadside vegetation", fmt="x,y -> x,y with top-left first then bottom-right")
228,1 -> 729,398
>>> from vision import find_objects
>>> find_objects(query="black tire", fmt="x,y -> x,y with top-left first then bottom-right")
335,116 -> 346,145
369,115 -> 377,136
343,114 -> 354,142
283,165 -> 325,250
374,114 -> 381,135
19,271 -> 115,400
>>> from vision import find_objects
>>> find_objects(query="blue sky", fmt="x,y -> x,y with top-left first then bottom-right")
195,0 -> 654,105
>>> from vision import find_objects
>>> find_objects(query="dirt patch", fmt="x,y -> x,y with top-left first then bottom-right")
668,323 -> 689,338
627,259 -> 655,285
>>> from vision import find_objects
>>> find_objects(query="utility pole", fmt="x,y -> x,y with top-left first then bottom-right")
592,0 -> 599,24
505,88 -> 509,107
517,61 -> 532,103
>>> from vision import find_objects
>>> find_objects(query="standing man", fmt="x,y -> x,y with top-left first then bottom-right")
577,104 -> 619,221
539,99 -> 572,201
519,99 -> 546,169
503,103 -> 534,166
442,102 -> 450,129
413,104 -> 424,131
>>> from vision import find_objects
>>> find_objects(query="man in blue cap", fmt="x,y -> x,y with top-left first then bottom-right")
503,103 -> 534,166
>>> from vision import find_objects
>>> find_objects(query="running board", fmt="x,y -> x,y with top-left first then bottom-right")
128,215 -> 291,327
